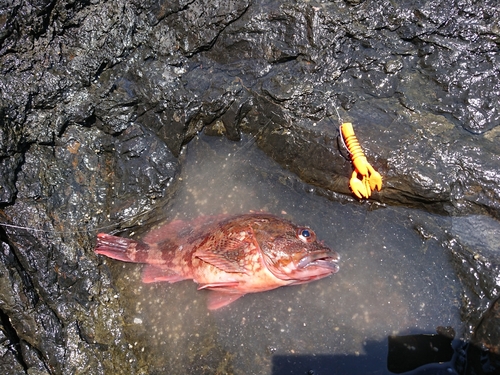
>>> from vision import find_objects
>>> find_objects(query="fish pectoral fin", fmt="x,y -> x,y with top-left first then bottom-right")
194,249 -> 249,274
142,265 -> 187,283
205,291 -> 245,310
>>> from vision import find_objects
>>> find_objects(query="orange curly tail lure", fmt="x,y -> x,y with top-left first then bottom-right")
340,122 -> 382,199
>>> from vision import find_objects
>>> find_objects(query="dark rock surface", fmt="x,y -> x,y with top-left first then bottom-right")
0,0 -> 499,374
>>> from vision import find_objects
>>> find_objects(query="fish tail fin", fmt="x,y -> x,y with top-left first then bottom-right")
95,233 -> 149,263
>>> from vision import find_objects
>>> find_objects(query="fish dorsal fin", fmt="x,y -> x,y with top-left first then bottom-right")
142,214 -> 229,244
141,219 -> 189,244
194,236 -> 255,274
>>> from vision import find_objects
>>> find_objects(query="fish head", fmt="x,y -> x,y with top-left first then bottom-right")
255,220 -> 340,284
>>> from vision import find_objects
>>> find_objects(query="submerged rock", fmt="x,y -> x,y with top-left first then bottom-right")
449,215 -> 500,375
0,0 -> 499,373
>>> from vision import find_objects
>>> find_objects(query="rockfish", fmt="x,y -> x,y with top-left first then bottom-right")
95,213 -> 339,310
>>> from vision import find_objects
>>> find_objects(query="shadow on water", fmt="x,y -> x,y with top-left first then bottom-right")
271,332 -> 500,375
271,339 -> 391,375
271,350 -> 455,375
271,337 -> 464,375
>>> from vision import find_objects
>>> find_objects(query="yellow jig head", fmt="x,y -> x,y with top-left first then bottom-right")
340,122 -> 382,199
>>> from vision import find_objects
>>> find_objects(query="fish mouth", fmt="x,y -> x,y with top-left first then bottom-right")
297,251 -> 340,273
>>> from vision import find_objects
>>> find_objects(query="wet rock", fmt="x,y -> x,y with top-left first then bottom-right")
0,124 -> 178,374
2,0 -> 499,214
198,0 -> 500,216
464,295 -> 500,375
448,215 -> 500,374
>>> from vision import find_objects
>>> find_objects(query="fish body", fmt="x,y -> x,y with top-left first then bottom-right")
95,213 -> 339,310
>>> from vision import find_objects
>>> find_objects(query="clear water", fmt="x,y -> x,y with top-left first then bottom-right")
108,133 -> 463,374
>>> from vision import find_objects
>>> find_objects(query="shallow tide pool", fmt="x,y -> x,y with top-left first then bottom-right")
107,133 -> 463,374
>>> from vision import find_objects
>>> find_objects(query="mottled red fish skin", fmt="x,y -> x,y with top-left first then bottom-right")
95,213 -> 339,309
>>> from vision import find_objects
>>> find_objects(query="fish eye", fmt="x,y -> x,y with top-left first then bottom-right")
297,228 -> 315,243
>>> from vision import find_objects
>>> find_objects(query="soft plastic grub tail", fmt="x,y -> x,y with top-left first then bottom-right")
340,122 -> 382,199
